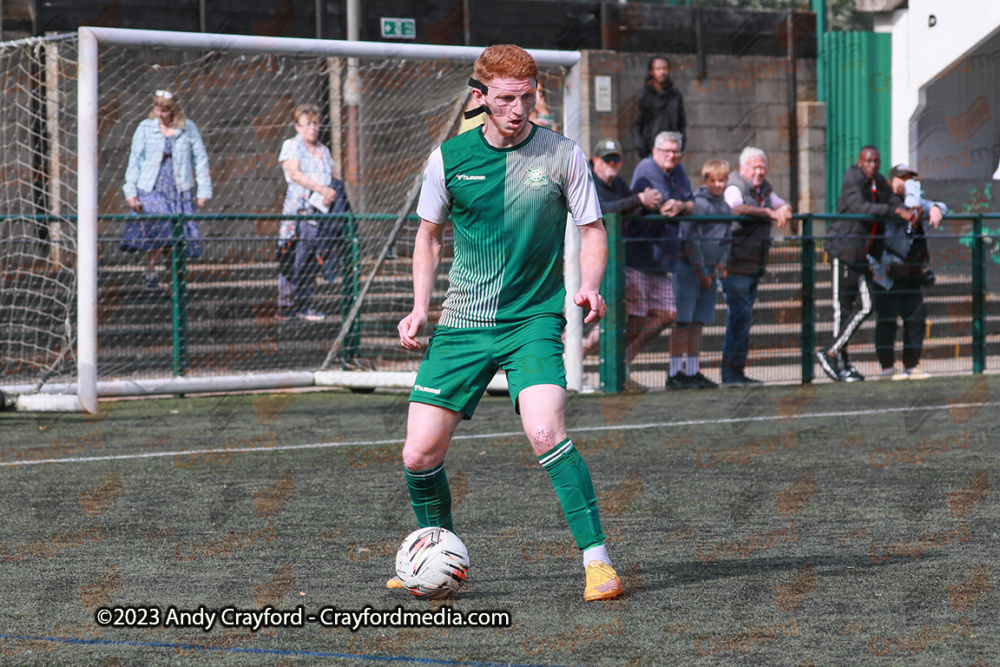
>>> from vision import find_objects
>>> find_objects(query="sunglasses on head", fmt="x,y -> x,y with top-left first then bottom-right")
154,89 -> 174,100
601,154 -> 621,164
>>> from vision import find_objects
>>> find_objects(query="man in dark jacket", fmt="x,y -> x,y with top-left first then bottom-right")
592,138 -> 661,219
817,146 -> 916,382
722,147 -> 791,386
590,138 -> 661,388
630,56 -> 686,160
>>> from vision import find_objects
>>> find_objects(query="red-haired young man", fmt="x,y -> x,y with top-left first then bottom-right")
393,44 -> 621,601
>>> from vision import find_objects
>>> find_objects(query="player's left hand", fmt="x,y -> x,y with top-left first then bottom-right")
574,290 -> 606,324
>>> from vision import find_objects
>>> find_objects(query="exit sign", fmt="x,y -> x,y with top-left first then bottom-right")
381,17 -> 416,39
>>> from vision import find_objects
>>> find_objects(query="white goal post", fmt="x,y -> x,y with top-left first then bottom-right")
8,27 -> 584,413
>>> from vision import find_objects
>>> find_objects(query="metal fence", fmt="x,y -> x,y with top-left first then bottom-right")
2,211 -> 997,392
597,212 -> 999,392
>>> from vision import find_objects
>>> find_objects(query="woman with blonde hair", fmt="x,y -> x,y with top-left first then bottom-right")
120,89 -> 212,289
276,103 -> 344,320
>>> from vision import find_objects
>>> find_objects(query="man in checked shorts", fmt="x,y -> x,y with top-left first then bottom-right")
390,44 -> 621,601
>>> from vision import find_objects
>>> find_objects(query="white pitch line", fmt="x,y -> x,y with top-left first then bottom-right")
2,401 -> 994,468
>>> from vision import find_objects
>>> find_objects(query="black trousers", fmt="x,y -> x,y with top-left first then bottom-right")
829,259 -> 873,365
873,281 -> 926,370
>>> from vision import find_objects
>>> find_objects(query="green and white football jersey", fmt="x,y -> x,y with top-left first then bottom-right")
416,124 -> 601,328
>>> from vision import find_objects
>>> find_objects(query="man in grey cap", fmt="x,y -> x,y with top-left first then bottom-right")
591,138 -> 661,221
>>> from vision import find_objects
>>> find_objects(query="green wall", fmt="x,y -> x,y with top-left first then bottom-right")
822,31 -> 892,211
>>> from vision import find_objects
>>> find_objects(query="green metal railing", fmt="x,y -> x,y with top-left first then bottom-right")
599,211 -> 626,392
972,215 -> 987,374
2,210 -> 997,388
92,211 -> 385,376
598,212 -> 999,392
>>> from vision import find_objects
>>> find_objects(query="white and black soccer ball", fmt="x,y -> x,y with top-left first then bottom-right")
395,527 -> 469,599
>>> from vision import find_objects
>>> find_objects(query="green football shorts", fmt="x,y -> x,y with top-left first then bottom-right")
409,314 -> 567,418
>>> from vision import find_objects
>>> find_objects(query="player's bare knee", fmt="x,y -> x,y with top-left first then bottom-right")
526,427 -> 565,455
402,440 -> 446,471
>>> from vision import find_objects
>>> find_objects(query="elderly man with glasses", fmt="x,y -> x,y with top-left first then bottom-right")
626,131 -> 694,388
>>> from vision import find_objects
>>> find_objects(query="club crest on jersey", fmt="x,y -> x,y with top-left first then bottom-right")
525,165 -> 548,187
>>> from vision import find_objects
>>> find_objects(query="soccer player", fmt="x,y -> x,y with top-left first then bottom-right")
392,44 -> 621,602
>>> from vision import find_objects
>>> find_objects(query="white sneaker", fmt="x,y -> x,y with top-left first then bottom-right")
891,369 -> 910,381
905,367 -> 930,380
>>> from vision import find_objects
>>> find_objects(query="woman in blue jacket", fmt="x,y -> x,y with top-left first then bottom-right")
120,89 -> 212,289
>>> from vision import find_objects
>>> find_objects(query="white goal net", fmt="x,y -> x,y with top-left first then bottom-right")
0,36 -> 79,395
0,29 -> 580,411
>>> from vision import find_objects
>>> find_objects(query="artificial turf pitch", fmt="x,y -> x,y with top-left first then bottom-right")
0,375 -> 997,666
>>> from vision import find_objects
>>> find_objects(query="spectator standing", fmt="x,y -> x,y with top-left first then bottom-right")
592,139 -> 662,218
817,146 -> 917,382
277,103 -> 341,321
871,164 -> 946,380
120,89 -> 211,289
631,56 -> 686,160
629,131 -> 694,388
670,159 -> 733,389
589,138 -> 662,388
721,147 -> 791,386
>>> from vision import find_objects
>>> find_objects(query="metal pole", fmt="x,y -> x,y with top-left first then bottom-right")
347,0 -> 360,41
76,27 -> 99,414
786,11 -> 800,215
800,214 -> 816,382
345,0 -> 363,210
812,0 -> 826,103
84,27 -> 580,67
972,214 -> 986,373
563,61 -> 584,392
171,215 -> 189,376
599,213 -> 625,392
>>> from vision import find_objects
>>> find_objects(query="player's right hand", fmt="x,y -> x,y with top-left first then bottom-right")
398,311 -> 427,350
126,196 -> 142,212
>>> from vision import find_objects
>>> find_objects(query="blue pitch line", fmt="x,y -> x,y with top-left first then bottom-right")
0,633 -> 580,667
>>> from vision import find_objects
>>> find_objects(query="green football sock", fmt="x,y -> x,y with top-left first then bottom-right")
538,438 -> 605,550
405,464 -> 454,533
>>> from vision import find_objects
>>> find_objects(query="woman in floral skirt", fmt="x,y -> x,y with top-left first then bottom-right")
120,89 -> 212,289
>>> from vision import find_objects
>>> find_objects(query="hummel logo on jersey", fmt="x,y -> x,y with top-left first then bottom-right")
414,384 -> 442,395
456,174 -> 486,181
525,165 -> 548,186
